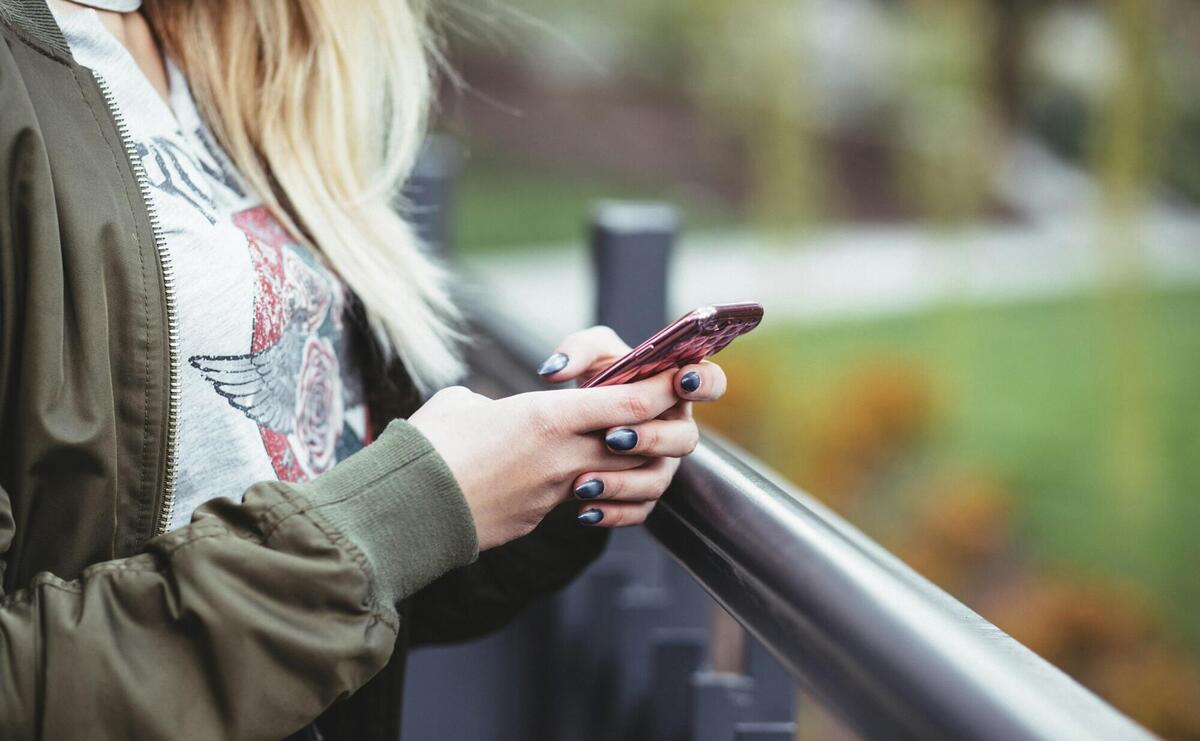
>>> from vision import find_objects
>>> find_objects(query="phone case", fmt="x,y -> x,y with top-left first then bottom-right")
580,302 -> 764,388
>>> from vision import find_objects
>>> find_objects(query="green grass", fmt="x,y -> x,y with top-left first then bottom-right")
712,285 -> 1200,645
453,153 -> 735,252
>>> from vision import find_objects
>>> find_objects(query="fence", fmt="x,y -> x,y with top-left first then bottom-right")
399,140 -> 1154,741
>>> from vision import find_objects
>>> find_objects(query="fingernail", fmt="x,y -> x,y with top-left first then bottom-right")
577,509 -> 604,525
605,428 -> 638,451
574,479 -> 605,500
537,352 -> 569,376
680,371 -> 701,393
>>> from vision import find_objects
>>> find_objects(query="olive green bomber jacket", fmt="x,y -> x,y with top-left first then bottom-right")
0,1 -> 608,738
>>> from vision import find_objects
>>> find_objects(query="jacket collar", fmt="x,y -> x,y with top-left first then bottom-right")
0,0 -> 73,59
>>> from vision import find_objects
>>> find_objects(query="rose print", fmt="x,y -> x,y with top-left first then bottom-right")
284,250 -> 332,335
294,336 -> 343,474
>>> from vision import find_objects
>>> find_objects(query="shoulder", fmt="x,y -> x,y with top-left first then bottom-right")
1,0 -> 73,62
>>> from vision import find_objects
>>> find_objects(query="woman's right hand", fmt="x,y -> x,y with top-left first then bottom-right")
407,371 -> 687,551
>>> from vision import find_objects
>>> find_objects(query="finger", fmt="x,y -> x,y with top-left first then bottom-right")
551,369 -> 680,432
674,360 -> 727,403
659,400 -> 692,421
536,326 -> 631,382
568,434 -> 651,475
576,499 -> 658,528
572,458 -> 678,502
558,425 -> 654,471
603,418 -> 699,458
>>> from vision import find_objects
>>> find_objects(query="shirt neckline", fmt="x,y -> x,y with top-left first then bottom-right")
49,4 -> 186,137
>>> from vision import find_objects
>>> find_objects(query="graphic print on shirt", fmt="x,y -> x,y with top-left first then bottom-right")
133,126 -> 245,230
188,207 -> 371,481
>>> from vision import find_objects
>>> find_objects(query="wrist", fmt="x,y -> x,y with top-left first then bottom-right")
299,419 -> 480,608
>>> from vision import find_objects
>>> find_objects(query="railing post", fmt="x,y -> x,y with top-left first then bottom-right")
650,628 -> 709,741
734,722 -> 798,741
745,638 -> 798,725
585,201 -> 701,741
585,202 -> 800,741
689,671 -> 757,741
404,135 -> 460,258
589,201 -> 679,595
591,201 -> 677,345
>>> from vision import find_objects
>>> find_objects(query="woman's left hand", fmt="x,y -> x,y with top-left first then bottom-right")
535,325 -> 728,528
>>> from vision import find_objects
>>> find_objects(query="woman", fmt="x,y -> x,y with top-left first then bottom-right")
0,0 -> 727,739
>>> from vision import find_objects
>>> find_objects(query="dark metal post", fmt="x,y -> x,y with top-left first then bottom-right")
650,629 -> 708,741
590,201 -> 677,345
584,201 -> 705,741
734,722 -> 797,741
689,672 -> 756,741
588,201 -> 679,594
404,135 -> 460,257
745,639 -> 797,725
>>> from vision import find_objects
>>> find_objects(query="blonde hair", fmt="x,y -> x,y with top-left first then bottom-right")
144,0 -> 464,393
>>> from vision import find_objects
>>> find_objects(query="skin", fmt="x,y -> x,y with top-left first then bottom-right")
43,1 -> 732,550
49,0 -> 170,102
411,326 -> 727,549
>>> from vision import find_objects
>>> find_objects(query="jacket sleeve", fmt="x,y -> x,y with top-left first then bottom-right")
409,500 -> 609,645
0,419 -> 478,741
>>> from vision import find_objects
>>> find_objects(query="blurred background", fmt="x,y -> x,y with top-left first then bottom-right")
426,1 -> 1200,737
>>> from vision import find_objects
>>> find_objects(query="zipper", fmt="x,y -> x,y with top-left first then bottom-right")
94,76 -> 182,536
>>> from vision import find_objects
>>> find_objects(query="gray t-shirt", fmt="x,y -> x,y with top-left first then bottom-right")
53,7 -> 373,530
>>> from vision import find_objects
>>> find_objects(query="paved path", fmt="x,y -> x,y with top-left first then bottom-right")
462,139 -> 1200,340
464,211 -> 1200,341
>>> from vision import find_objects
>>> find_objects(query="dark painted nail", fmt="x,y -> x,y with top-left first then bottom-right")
605,427 -> 638,451
574,479 -> 605,500
537,352 -> 569,376
680,371 -> 701,393
577,509 -> 604,525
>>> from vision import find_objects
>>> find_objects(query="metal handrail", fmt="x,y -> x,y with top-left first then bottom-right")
464,299 -> 1154,741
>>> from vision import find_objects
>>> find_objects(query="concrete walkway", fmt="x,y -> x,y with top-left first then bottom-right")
464,213 -> 1200,341
463,139 -> 1200,340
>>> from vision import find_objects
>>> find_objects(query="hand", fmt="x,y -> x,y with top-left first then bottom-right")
409,369 -> 690,550
535,325 -> 728,528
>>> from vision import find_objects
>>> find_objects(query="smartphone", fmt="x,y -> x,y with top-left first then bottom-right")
580,302 -> 764,388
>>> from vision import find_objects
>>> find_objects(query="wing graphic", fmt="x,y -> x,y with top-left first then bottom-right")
188,321 -> 305,433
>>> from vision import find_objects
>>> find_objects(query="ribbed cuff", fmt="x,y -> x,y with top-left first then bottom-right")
298,419 -> 479,609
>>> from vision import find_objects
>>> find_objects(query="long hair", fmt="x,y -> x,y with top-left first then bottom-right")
143,0 -> 463,393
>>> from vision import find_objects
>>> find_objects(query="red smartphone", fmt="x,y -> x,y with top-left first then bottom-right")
580,302 -> 764,388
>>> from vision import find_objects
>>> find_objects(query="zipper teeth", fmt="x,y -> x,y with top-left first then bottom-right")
95,76 -> 181,536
